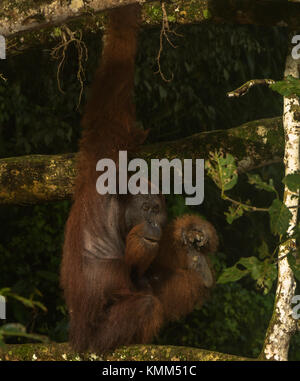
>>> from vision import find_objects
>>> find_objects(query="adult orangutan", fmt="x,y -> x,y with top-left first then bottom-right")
60,4 -> 218,353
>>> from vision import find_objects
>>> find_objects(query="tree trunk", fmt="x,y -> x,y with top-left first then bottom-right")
261,42 -> 300,362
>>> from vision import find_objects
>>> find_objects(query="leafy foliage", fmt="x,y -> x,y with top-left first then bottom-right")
218,256 -> 277,294
206,151 -> 299,296
283,173 -> 300,192
0,203 -> 70,342
248,174 -> 277,195
270,75 -> 300,97
0,288 -> 48,347
205,152 -> 238,193
269,199 -> 292,236
0,288 -> 46,313
157,281 -> 275,358
224,204 -> 244,224
0,323 -> 49,348
136,23 -> 286,143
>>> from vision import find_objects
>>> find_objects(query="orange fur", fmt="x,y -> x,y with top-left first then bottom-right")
148,215 -> 218,320
125,223 -> 160,278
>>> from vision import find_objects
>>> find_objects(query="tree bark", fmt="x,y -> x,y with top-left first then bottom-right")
261,42 -> 300,362
0,117 -> 284,204
0,342 -> 252,361
1,0 -> 300,39
1,0 -> 145,37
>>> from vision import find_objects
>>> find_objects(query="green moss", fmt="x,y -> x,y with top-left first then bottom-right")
2,0 -> 51,14
0,343 -> 254,361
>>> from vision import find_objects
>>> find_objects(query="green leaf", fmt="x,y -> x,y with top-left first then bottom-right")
269,199 -> 292,236
52,27 -> 62,37
225,204 -> 244,224
167,15 -> 176,22
282,173 -> 300,192
203,9 -> 211,19
4,292 -> 47,312
0,324 -> 49,343
257,240 -> 269,260
248,174 -> 277,194
206,152 -> 238,192
0,323 -> 26,334
256,260 -> 277,294
0,288 -> 11,296
238,257 -> 264,280
270,75 -> 300,97
6,293 -> 35,308
217,266 -> 249,284
218,256 -> 277,293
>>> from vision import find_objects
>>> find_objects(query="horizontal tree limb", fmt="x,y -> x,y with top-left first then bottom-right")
0,117 -> 284,205
1,0 -> 144,37
227,79 -> 276,98
0,343 -> 252,361
2,0 -> 300,39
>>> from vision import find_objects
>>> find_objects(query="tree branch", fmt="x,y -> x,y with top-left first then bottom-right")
2,0 -> 300,40
227,79 -> 276,98
0,342 -> 252,361
1,0 -> 147,37
0,117 -> 284,204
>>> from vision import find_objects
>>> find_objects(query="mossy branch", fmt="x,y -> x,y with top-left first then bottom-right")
0,117 -> 284,204
2,0 -> 300,41
0,342 -> 253,361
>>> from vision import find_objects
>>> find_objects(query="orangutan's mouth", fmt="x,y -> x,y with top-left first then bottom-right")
143,237 -> 159,246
